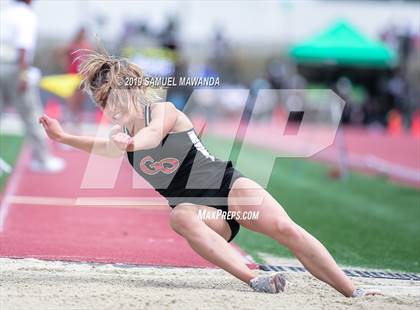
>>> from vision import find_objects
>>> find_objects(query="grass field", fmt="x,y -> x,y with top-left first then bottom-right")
0,134 -> 24,192
204,135 -> 420,273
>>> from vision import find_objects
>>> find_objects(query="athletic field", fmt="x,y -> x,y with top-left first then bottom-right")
1,131 -> 419,310
1,133 -> 419,272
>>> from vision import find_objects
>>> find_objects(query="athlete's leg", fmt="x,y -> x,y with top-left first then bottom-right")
169,203 -> 257,283
228,177 -> 355,297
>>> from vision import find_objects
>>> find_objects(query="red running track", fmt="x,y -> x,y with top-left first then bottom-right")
0,142 -> 255,268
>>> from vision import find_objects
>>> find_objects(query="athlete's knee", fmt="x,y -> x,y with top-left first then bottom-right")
272,218 -> 303,245
169,205 -> 198,235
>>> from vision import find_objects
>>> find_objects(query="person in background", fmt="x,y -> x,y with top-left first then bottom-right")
63,27 -> 92,129
0,0 -> 65,173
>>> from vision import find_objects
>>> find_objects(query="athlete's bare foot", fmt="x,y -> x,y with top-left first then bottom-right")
249,273 -> 286,294
352,288 -> 383,297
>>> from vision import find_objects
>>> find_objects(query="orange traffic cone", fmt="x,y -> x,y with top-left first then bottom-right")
410,110 -> 420,138
387,109 -> 403,136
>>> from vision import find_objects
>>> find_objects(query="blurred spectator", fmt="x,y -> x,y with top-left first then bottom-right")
66,28 -> 92,75
0,0 -> 65,173
266,59 -> 288,90
209,27 -> 234,82
249,78 -> 276,122
62,27 -> 92,130
380,22 -> 419,129
158,17 -> 179,51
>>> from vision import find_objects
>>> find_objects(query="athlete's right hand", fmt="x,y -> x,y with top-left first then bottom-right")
39,114 -> 65,142
110,132 -> 134,151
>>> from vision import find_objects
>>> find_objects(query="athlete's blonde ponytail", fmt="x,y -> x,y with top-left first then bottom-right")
77,49 -> 160,114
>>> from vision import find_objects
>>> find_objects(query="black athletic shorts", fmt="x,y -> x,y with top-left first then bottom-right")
164,162 -> 244,242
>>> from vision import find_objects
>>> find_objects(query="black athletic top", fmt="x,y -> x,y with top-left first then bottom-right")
124,104 -> 243,208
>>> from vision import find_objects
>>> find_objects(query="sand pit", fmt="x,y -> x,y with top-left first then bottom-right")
1,258 -> 419,310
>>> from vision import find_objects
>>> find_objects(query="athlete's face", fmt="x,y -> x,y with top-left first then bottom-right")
102,105 -> 132,126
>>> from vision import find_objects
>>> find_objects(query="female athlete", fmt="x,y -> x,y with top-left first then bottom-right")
39,51 -> 378,297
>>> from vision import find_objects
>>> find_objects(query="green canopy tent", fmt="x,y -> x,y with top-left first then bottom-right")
289,20 -> 397,68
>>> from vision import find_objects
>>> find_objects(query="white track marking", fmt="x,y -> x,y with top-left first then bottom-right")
2,194 -> 263,210
75,197 -> 169,209
0,158 -> 12,174
3,196 -> 75,206
1,195 -> 264,209
0,195 -> 169,210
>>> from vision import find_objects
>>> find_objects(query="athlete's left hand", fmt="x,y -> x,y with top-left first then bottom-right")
39,114 -> 65,142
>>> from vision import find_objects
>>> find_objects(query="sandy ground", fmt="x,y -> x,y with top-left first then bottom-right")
1,258 -> 420,310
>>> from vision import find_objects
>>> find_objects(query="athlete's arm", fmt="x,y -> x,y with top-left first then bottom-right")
38,114 -> 129,158
126,102 -> 178,152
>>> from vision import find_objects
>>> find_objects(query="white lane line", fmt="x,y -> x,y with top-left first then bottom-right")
76,197 -> 262,207
1,195 -> 264,210
0,157 -> 12,174
0,144 -> 29,232
0,195 -> 169,210
75,197 -> 169,209
3,196 -> 75,206
75,197 -> 169,207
